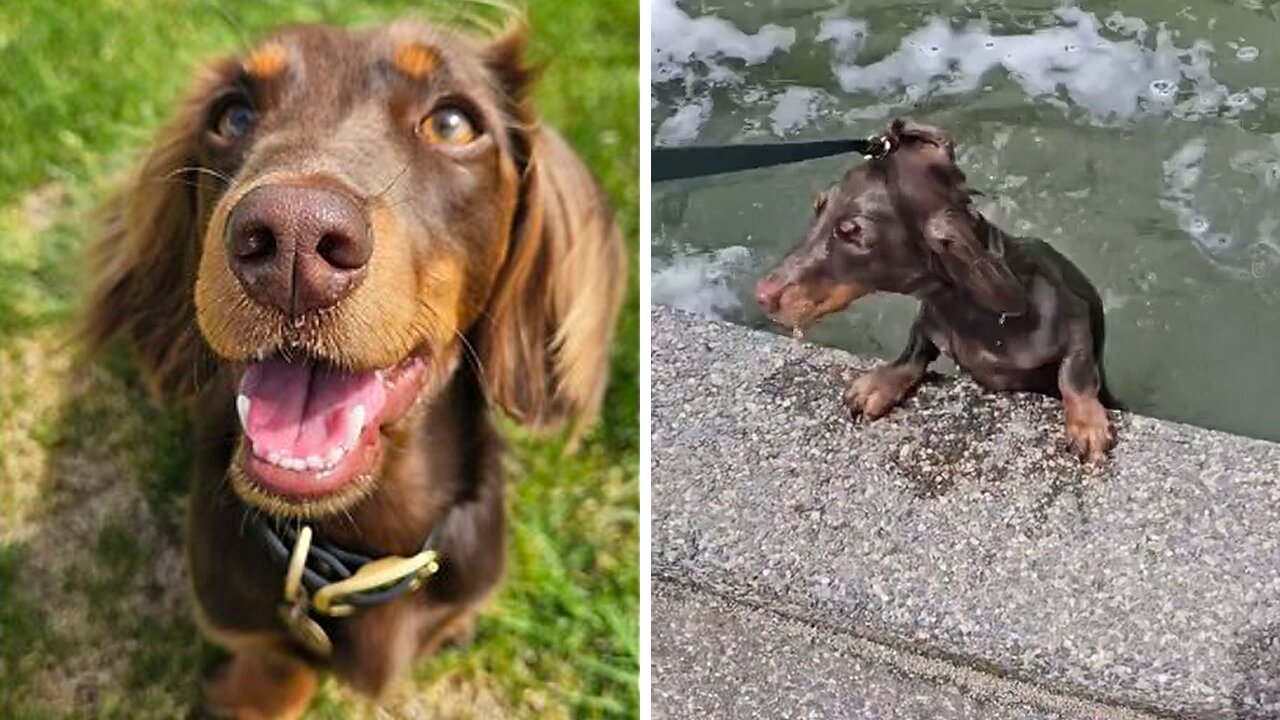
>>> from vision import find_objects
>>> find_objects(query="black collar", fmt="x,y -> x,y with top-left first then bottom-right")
251,514 -> 443,613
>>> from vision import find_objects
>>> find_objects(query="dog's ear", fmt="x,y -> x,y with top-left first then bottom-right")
80,63 -> 226,401
884,118 -> 954,160
478,24 -> 628,444
923,208 -> 1028,315
883,117 -> 973,196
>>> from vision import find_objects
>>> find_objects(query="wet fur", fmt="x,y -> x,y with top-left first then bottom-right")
758,118 -> 1115,462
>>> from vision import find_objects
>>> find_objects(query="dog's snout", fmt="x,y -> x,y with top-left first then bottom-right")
226,184 -> 371,315
755,276 -> 784,314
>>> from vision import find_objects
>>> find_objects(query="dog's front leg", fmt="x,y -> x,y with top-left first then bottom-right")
844,315 -> 938,419
203,647 -> 317,720
1057,318 -> 1114,463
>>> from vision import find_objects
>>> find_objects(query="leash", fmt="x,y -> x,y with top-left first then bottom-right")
652,135 -> 891,182
251,515 -> 443,657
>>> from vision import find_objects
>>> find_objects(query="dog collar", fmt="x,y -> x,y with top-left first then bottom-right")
251,515 -> 442,657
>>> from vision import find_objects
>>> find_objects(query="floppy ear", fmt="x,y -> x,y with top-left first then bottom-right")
477,24 -> 628,443
80,63 -> 226,401
923,208 -> 1028,316
882,117 -> 975,192
883,118 -> 955,160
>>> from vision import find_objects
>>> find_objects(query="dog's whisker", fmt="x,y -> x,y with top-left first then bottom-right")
160,165 -> 233,184
339,506 -> 358,533
373,160 -> 413,200
200,0 -> 250,50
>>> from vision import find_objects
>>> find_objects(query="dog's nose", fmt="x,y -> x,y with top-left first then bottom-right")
226,184 -> 372,316
755,276 -> 784,315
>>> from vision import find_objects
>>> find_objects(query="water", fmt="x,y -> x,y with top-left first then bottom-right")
652,0 -> 1280,442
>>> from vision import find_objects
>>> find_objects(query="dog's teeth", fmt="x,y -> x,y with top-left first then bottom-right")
325,448 -> 345,466
305,455 -> 324,470
284,457 -> 304,471
236,395 -> 251,430
346,405 -> 366,447
268,451 -> 282,465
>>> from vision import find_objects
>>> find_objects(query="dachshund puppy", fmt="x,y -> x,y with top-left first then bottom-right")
82,19 -> 626,718
757,119 -> 1114,463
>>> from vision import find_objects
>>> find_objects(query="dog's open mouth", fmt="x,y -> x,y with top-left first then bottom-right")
233,351 -> 429,503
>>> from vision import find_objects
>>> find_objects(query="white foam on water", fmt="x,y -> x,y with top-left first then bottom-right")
652,0 -> 796,143
652,0 -> 796,83
769,87 -> 828,137
823,7 -> 1262,123
815,16 -> 868,61
1101,10 -> 1149,39
656,98 -> 712,146
652,246 -> 753,319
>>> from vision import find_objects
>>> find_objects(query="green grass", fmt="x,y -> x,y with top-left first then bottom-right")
0,1 -> 638,717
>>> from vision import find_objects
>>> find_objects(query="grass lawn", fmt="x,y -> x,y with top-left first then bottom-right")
0,1 -> 639,717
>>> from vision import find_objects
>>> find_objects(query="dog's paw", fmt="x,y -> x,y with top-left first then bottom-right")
843,366 -> 918,420
1065,401 -> 1114,465
203,653 -> 316,720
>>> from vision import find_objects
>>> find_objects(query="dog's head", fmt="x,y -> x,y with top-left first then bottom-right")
83,20 -> 625,518
756,118 -> 1025,329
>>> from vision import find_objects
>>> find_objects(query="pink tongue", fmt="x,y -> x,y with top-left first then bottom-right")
240,359 -> 387,460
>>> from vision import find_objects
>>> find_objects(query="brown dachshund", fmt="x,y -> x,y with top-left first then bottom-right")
757,119 -> 1115,463
81,19 -> 626,718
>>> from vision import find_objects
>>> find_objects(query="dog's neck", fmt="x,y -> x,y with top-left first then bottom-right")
905,215 -> 1032,321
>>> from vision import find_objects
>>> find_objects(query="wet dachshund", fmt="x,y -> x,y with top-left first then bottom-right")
756,119 -> 1115,463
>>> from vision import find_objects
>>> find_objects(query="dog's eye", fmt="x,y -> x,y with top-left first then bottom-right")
212,100 -> 257,140
419,107 -> 479,146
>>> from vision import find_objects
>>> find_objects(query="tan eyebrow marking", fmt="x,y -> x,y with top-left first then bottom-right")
244,43 -> 287,79
393,42 -> 440,79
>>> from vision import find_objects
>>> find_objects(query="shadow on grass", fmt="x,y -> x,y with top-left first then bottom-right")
0,343 -> 203,718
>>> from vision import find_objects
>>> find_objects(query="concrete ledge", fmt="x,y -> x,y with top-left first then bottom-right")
654,579 -> 1151,719
652,305 -> 1280,719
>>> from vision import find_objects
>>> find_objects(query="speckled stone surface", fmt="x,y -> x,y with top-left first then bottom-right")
652,305 -> 1280,719
653,580 -> 1150,719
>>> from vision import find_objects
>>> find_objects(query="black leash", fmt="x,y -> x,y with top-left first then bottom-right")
652,136 -> 890,182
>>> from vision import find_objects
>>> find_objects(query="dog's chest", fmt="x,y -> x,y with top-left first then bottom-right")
925,277 -> 1064,379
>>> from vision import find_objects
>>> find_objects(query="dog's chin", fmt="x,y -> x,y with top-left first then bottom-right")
227,348 -> 433,520
770,301 -> 845,333
770,283 -> 871,330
